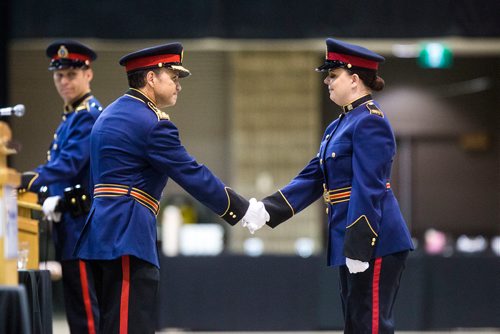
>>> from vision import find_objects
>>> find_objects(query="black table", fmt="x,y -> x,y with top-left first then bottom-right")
0,285 -> 31,334
18,270 -> 53,334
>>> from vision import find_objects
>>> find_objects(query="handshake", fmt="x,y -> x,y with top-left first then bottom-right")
241,198 -> 270,234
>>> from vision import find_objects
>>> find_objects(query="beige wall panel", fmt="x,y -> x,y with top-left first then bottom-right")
228,51 -> 323,254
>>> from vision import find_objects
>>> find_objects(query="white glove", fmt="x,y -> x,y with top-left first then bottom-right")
42,196 -> 62,223
39,261 -> 62,281
241,198 -> 270,234
346,257 -> 369,274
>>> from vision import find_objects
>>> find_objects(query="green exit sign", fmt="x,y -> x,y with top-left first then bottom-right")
418,43 -> 453,68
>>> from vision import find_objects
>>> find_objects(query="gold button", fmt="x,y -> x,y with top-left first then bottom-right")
326,134 -> 330,139
325,207 -> 329,214
71,198 -> 76,204
331,152 -> 336,158
82,195 -> 86,200
229,211 -> 233,216
320,159 -> 323,164
232,214 -> 237,219
53,134 -> 57,139
62,115 -> 66,121
52,144 -> 58,150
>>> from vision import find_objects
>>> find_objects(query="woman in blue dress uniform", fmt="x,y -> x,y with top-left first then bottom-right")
252,38 -> 414,333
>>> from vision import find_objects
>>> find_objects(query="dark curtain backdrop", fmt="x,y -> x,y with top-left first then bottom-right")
9,0 -> 500,39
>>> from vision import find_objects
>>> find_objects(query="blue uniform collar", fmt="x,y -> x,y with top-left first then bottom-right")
64,92 -> 92,113
124,88 -> 169,121
341,94 -> 372,113
125,88 -> 157,106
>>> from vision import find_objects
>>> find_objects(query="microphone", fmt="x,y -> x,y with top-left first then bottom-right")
0,104 -> 25,117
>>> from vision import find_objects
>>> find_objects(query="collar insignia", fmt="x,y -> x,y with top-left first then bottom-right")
342,94 -> 373,114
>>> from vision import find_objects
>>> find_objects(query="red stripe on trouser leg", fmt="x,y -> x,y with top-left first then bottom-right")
79,260 -> 96,334
120,256 -> 130,334
372,258 -> 382,334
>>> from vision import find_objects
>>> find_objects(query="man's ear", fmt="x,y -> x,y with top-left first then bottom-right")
85,68 -> 94,82
146,70 -> 156,87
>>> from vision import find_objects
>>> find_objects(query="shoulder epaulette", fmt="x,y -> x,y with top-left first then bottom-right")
147,102 -> 170,121
366,102 -> 384,118
159,111 -> 170,120
87,100 -> 103,112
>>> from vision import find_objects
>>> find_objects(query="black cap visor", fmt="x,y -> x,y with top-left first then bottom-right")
170,65 -> 191,78
48,58 -> 89,71
315,60 -> 348,72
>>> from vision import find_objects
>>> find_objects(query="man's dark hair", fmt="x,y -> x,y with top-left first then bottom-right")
127,68 -> 164,89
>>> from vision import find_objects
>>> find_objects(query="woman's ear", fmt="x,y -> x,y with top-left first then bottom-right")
351,73 -> 360,87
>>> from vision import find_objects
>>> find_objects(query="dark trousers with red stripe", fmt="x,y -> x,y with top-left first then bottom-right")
61,259 -> 100,334
339,251 -> 409,334
86,256 -> 160,334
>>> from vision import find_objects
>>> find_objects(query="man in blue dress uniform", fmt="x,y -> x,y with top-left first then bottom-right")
20,40 -> 101,334
73,42 -> 268,334
246,38 -> 414,333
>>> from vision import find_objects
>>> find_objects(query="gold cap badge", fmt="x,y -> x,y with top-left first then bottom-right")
57,45 -> 69,58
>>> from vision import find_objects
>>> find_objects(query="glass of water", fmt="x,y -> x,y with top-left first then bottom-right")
17,241 -> 29,270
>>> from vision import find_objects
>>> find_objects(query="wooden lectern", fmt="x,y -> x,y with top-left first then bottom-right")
17,192 -> 42,270
0,121 -> 41,285
0,121 -> 21,285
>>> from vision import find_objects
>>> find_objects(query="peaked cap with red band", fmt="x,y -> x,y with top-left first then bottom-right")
46,40 -> 97,71
119,42 -> 191,78
316,38 -> 384,72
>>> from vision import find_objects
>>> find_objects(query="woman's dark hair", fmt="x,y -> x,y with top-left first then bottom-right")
347,67 -> 385,91
127,68 -> 163,89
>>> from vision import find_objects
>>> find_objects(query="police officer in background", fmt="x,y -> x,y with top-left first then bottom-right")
247,38 -> 414,333
73,42 -> 268,333
20,40 -> 101,334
